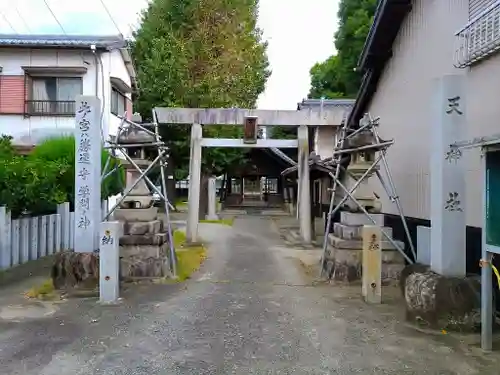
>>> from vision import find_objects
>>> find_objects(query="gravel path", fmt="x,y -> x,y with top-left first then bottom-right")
0,216 -> 498,374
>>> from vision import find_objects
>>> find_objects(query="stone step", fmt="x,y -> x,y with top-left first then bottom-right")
327,234 -> 405,252
333,222 -> 393,240
340,211 -> 384,227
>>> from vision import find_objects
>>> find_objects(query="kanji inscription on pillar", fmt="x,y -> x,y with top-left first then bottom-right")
74,96 -> 102,252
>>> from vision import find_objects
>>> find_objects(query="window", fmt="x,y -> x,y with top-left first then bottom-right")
111,87 -> 126,116
28,77 -> 82,115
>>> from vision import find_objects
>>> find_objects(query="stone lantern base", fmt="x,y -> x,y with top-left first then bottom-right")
115,207 -> 172,279
323,212 -> 405,283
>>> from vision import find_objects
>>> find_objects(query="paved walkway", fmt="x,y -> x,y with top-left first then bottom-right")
0,216 -> 499,374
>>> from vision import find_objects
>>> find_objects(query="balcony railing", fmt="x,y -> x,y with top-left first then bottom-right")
25,100 -> 76,116
455,2 -> 500,68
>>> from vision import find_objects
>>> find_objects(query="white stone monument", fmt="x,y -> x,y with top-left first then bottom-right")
430,75 -> 466,277
74,96 -> 102,252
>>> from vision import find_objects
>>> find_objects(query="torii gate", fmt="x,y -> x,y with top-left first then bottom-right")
153,107 -> 346,244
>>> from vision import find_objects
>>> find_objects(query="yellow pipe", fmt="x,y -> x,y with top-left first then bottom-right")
492,264 -> 500,290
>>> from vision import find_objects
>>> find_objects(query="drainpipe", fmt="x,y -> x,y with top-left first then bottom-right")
90,44 -> 98,97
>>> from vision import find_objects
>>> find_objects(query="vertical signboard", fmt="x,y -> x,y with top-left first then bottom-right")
74,96 -> 102,252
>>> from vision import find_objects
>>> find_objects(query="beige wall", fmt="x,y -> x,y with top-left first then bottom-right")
364,0 -> 500,227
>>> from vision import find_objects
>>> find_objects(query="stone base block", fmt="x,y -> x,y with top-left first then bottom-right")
333,222 -> 393,240
114,207 -> 159,222
402,264 -> 490,332
120,233 -> 168,246
205,214 -> 219,220
120,256 -> 171,278
124,220 -> 162,235
327,234 -> 404,251
120,242 -> 169,259
340,212 -> 384,227
324,246 -> 405,283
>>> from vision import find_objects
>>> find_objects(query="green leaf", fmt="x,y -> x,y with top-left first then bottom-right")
132,0 -> 270,176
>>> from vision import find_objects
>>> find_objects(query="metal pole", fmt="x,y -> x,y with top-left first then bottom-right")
324,154 -> 383,232
152,109 -> 177,278
480,149 -> 493,351
319,120 -> 349,277
118,150 -> 175,211
331,140 -> 394,155
103,151 -> 165,220
330,173 -> 413,264
371,123 -> 416,260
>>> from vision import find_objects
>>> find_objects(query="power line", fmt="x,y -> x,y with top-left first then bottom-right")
15,6 -> 31,33
43,0 -> 66,34
99,0 -> 123,36
0,10 -> 18,33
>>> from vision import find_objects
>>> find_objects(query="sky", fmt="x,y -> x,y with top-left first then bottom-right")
0,0 -> 339,110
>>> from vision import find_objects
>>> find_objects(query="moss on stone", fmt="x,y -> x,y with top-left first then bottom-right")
25,278 -> 57,300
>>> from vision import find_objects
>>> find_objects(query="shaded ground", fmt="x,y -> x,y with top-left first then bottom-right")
1,215 -> 499,374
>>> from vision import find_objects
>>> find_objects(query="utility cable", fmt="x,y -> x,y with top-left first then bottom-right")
0,9 -> 17,33
99,0 -> 123,36
15,6 -> 31,33
43,0 -> 66,34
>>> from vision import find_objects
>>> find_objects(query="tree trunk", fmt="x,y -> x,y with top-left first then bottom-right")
199,173 -> 209,220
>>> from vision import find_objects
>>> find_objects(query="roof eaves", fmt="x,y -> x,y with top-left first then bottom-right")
348,0 -> 412,128
297,98 -> 355,110
357,0 -> 388,70
0,34 -> 126,50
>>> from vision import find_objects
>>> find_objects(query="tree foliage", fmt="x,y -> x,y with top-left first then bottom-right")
132,0 -> 270,177
308,0 -> 377,99
0,136 -> 123,218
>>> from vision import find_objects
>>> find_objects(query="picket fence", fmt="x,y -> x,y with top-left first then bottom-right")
0,198 -> 118,271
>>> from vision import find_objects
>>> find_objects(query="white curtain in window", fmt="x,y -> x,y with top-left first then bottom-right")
32,79 -> 50,113
32,79 -> 49,100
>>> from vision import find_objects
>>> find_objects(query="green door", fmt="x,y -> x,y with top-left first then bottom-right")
486,150 -> 500,247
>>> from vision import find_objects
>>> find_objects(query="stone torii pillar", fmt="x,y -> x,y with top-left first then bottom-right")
298,124 -> 312,243
186,123 -> 202,243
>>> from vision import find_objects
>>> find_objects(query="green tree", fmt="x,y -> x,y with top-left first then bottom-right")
131,0 -> 270,178
308,0 -> 377,99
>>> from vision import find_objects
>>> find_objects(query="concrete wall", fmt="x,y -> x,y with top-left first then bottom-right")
0,47 -> 132,142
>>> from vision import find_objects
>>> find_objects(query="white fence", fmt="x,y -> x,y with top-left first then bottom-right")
0,199 -> 115,271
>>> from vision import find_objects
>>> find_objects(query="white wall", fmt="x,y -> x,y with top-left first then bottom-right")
364,0 -> 470,221
0,47 -> 132,142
